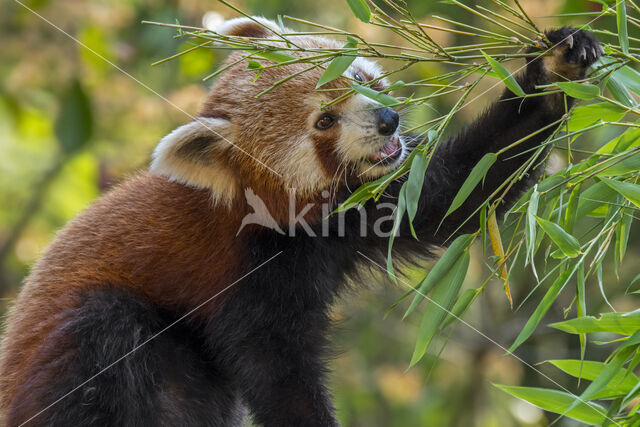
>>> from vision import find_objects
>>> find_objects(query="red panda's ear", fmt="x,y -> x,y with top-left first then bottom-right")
215,16 -> 287,39
150,117 -> 238,202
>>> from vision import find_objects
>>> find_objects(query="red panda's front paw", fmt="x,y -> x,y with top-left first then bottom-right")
538,27 -> 604,81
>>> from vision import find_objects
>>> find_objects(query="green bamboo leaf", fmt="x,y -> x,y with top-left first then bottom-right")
576,181 -> 619,219
335,174 -> 387,213
550,310 -> 640,335
617,0 -> 629,54
427,129 -> 438,143
386,80 -> 405,92
480,204 -> 487,253
556,82 -> 600,100
55,79 -> 93,154
564,184 -> 581,235
384,288 -> 413,319
409,251 -> 470,367
596,127 -> 640,157
525,186 -> 539,275
508,269 -> 573,353
601,178 -> 640,208
614,66 -> 640,96
622,366 -> 640,408
535,216 -> 581,258
350,84 -> 399,107
442,153 -> 497,220
404,234 -> 474,318
404,152 -> 428,239
346,0 -> 371,22
567,102 -> 627,132
509,174 -> 565,214
495,385 -> 606,425
576,264 -> 587,376
596,151 -> 640,177
481,51 -> 525,97
316,39 -> 358,88
628,273 -> 640,294
276,15 -> 286,33
253,50 -> 297,63
547,360 -> 640,395
616,208 -> 633,265
386,190 -> 407,282
441,288 -> 480,330
565,345 -> 636,415
605,73 -> 636,108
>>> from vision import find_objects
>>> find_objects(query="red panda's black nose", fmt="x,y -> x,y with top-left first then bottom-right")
376,108 -> 399,136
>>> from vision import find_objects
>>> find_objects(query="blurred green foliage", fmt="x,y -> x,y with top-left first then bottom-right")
1,0 -> 638,426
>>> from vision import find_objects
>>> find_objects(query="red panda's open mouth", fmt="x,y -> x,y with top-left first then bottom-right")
367,136 -> 402,165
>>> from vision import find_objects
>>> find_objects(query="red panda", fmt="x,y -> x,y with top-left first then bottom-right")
0,17 -> 601,427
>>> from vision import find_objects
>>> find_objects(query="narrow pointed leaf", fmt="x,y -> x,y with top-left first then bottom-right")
615,66 -> 640,95
535,216 -> 581,258
481,51 -> 525,97
550,310 -> 640,335
404,152 -> 428,237
567,103 -> 627,132
617,0 -> 629,54
404,234 -> 474,318
350,84 -> 399,106
386,190 -> 407,282
577,181 -> 618,219
316,39 -> 358,88
564,184 -> 580,235
565,345 -> 636,415
547,360 -> 640,394
606,73 -> 636,107
595,151 -> 640,177
409,252 -> 470,367
346,0 -> 371,23
253,50 -> 297,63
508,269 -> 573,353
443,153 -> 497,220
495,385 -> 607,425
576,263 -> 586,370
526,186 -> 539,274
441,288 -> 480,329
556,82 -> 600,100
616,208 -> 633,264
601,178 -> 640,208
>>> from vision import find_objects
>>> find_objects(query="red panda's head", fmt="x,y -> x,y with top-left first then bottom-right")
150,17 -> 406,206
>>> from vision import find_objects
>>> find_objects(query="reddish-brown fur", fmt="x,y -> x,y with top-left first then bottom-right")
0,20 -> 391,422
0,18 -> 604,425
0,174 -> 247,415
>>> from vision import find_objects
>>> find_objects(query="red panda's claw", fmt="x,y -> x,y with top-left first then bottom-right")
566,34 -> 574,49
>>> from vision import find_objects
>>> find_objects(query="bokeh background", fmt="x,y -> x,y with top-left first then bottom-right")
1,0 -> 638,426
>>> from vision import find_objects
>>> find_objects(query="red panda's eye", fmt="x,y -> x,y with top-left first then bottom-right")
354,72 -> 364,83
315,114 -> 335,130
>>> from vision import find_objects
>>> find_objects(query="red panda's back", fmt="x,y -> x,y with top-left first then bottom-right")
0,172 -> 245,418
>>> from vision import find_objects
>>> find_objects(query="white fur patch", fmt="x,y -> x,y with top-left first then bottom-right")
150,117 -> 238,206
283,134 -> 329,193
349,58 -> 384,82
338,94 -> 383,159
215,16 -> 290,38
337,94 -> 406,177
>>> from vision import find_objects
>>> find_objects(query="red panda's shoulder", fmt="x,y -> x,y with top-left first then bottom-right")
27,172 -> 247,311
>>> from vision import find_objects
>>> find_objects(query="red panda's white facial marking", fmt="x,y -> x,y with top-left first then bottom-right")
150,17 -> 406,205
333,91 -> 406,181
